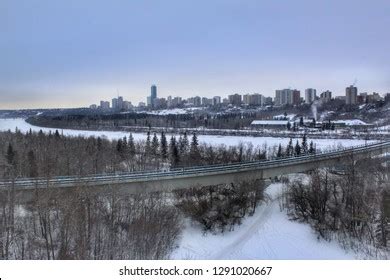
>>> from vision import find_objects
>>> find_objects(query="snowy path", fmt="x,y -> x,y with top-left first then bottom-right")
171,183 -> 355,260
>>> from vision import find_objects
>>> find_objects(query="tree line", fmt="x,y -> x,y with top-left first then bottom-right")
1,129 -> 313,180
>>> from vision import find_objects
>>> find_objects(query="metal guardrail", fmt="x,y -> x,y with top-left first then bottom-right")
1,141 -> 389,190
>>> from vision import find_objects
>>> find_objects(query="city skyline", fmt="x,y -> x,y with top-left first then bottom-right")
1,0 -> 390,109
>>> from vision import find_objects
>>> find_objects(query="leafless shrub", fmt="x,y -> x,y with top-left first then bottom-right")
174,180 -> 265,233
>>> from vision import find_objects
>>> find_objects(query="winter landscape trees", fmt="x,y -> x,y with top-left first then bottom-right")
0,129 -> 282,259
282,156 -> 390,258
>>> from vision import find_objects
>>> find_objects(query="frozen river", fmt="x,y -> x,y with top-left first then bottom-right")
0,118 -> 373,150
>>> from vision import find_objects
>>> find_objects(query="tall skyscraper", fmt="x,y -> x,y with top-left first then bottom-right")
117,96 -> 124,110
150,84 -> 157,108
305,88 -> 317,104
346,85 -> 358,105
112,98 -> 118,109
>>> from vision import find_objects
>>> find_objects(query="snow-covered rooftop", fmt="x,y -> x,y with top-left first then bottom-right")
333,119 -> 368,126
251,120 -> 289,125
273,114 -> 296,121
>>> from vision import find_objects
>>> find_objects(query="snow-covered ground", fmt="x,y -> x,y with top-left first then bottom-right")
0,118 -> 374,150
171,183 -> 355,260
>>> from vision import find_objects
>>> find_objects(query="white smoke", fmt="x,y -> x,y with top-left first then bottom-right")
311,99 -> 322,121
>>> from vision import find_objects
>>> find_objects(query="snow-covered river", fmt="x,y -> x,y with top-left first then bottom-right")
0,118 -> 372,150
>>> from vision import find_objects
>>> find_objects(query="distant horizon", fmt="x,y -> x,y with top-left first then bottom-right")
1,0 -> 389,109
0,83 -> 388,110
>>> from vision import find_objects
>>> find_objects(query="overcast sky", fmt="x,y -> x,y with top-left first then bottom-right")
1,0 -> 390,109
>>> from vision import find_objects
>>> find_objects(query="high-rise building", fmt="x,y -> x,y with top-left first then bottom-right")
194,96 -> 201,107
243,94 -> 250,105
212,96 -> 221,106
264,97 -> 273,106
275,89 -> 300,106
100,101 -> 110,110
228,94 -> 242,106
150,84 -> 157,108
118,96 -> 124,110
202,97 -> 213,106
243,93 -> 263,106
346,85 -> 358,105
147,96 -> 152,107
385,93 -> 390,103
112,98 -> 118,109
291,90 -> 301,105
320,90 -> 332,103
305,88 -> 317,104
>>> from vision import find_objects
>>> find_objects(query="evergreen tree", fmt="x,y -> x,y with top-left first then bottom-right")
190,133 -> 201,163
151,133 -> 159,157
160,132 -> 167,160
54,129 -> 61,139
97,137 -> 103,151
145,131 -> 151,156
299,116 -> 304,126
27,150 -> 38,177
301,134 -> 308,154
277,143 -> 283,158
169,136 -> 180,167
128,133 -> 136,157
122,136 -> 128,155
309,141 -> 315,154
179,132 -> 189,154
287,122 -> 291,130
294,140 -> 301,156
6,143 -> 16,166
286,138 -> 293,156
116,139 -> 125,158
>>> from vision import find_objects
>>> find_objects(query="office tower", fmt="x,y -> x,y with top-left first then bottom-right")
150,84 -> 157,108
118,96 -> 124,110
112,98 -> 118,109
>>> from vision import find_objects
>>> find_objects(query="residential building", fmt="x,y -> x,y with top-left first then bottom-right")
346,85 -> 358,105
320,90 -> 332,103
275,89 -> 300,106
100,101 -> 110,110
202,97 -> 213,106
212,96 -> 221,105
305,88 -> 317,104
228,94 -> 242,106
